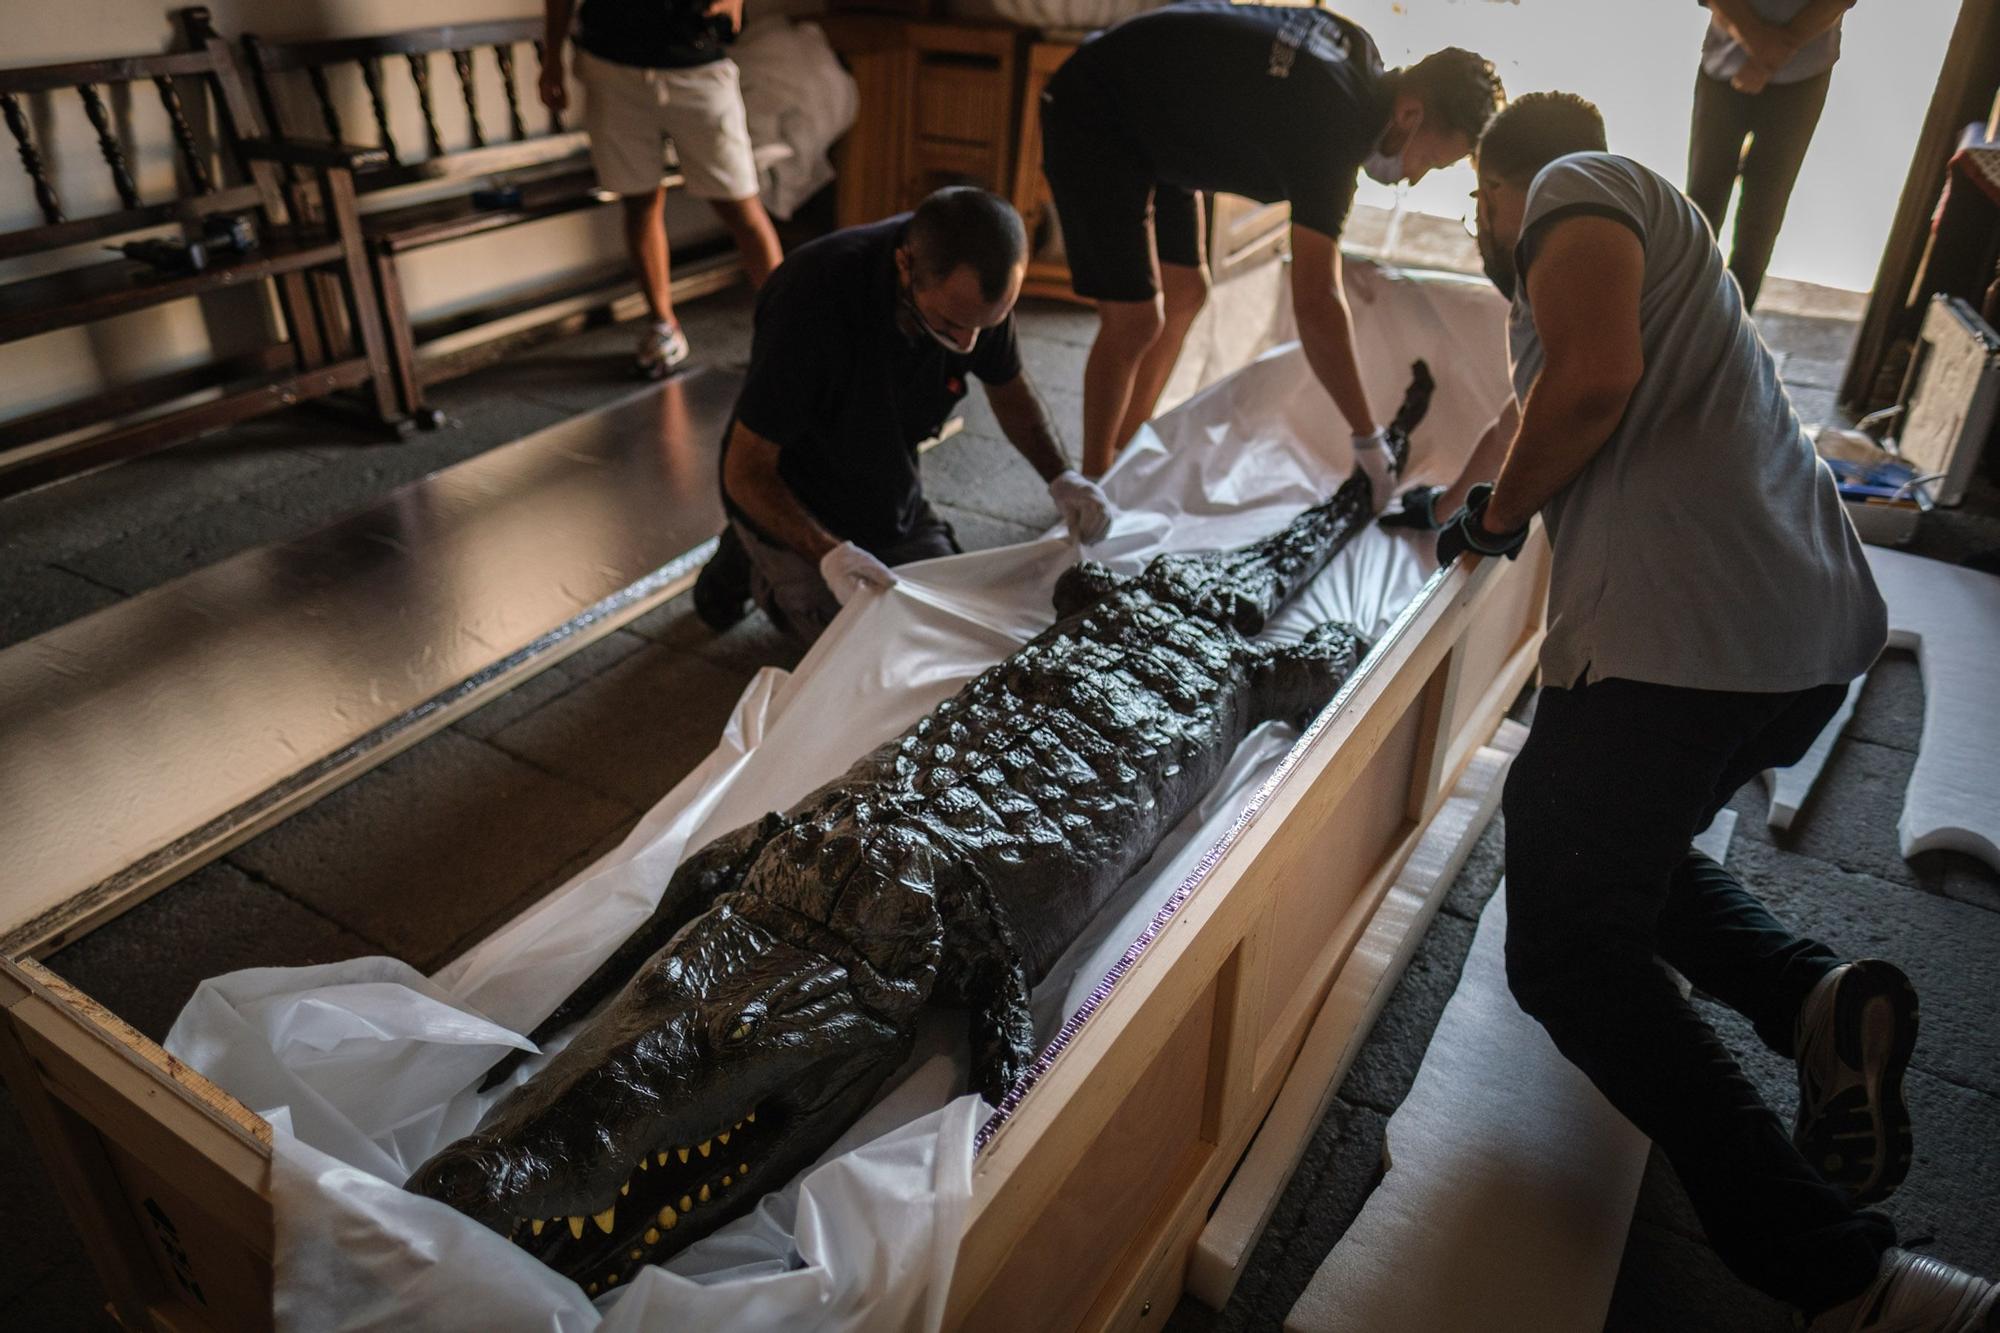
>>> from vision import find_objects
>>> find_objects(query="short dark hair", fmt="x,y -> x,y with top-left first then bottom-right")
1396,48 -> 1506,144
907,187 -> 1027,302
1477,92 -> 1608,184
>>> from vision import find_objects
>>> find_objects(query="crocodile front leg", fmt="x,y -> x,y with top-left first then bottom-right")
1248,621 -> 1368,730
938,882 -> 1037,1104
479,811 -> 790,1089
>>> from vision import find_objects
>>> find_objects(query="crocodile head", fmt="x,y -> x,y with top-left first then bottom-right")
409,816 -> 942,1293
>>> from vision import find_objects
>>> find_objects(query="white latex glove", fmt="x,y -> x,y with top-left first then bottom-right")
1048,469 -> 1113,545
1352,427 -> 1399,514
818,541 -> 898,606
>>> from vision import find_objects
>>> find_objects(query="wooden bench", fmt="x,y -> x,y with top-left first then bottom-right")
242,19 -> 746,427
0,7 -> 398,498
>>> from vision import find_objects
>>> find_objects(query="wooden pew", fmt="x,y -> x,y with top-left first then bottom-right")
0,7 -> 398,498
242,19 -> 745,427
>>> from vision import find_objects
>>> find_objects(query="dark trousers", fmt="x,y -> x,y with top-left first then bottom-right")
735,503 -> 960,645
1502,675 -> 1895,1314
1686,67 -> 1833,311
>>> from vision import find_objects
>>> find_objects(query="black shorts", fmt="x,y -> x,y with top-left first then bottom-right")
1039,82 -> 1206,304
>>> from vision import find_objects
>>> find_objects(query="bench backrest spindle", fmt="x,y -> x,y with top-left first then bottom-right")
2,91 -> 65,225
494,44 -> 527,142
406,51 -> 444,159
450,49 -> 485,149
76,83 -> 143,211
357,57 -> 399,162
153,74 -> 216,195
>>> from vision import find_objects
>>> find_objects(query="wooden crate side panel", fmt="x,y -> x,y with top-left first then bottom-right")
110,1145 -> 275,1331
1438,535 -> 1550,775
958,966 -> 1224,1332
1251,695 -> 1422,1082
0,959 -> 273,1333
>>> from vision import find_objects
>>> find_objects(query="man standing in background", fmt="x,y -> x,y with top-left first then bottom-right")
1687,0 -> 1856,311
540,0 -> 785,377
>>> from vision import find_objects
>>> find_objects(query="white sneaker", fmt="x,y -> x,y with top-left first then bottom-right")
636,321 -> 690,380
1806,1250 -> 2000,1331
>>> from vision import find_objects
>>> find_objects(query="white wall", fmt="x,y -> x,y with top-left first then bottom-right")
1339,0 -> 1954,296
0,1 -> 744,418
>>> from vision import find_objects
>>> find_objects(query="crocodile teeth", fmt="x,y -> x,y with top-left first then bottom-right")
717,1130 -> 730,1146
698,1140 -> 712,1157
644,1227 -> 661,1245
593,1208 -> 615,1234
677,1147 -> 690,1164
629,1248 -> 643,1261
529,1219 -> 544,1236
698,1184 -> 710,1203
659,1205 -> 678,1230
657,1151 -> 670,1166
568,1216 -> 585,1240
745,1109 -> 756,1123
735,1120 -> 744,1130
619,1183 -> 629,1196
680,1195 -> 693,1212
722,1175 -> 733,1187
638,1157 -> 649,1171
587,1284 -> 598,1296
738,1162 -> 749,1175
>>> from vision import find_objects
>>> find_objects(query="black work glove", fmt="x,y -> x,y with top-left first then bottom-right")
1378,484 -> 1447,530
1435,482 -> 1528,567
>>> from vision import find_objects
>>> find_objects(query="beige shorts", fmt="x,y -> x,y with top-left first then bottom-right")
575,49 -> 759,202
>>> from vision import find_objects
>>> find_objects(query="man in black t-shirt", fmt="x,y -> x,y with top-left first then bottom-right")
1040,4 -> 1502,480
691,189 -> 1113,645
540,0 -> 783,379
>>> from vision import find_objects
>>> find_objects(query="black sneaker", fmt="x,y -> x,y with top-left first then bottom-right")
692,526 -> 752,631
1794,959 -> 1919,1205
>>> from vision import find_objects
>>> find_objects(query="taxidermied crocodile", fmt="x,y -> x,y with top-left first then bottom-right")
409,363 -> 1433,1294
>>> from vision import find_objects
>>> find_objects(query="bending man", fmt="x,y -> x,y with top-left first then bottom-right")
1450,91 -> 1995,1332
1039,2 -> 1502,479
692,188 -> 1111,644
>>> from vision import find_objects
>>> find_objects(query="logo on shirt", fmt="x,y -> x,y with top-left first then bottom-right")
1267,12 -> 1315,78
947,375 -> 964,397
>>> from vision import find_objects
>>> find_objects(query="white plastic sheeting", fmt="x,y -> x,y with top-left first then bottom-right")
163,268 -> 1512,1332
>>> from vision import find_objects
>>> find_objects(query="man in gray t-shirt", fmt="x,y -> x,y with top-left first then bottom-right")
1418,92 -> 1999,1331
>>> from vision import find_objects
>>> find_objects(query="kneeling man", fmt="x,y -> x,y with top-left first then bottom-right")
693,187 -> 1111,643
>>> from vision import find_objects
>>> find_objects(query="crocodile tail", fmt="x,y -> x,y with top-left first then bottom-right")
1208,359 -> 1438,625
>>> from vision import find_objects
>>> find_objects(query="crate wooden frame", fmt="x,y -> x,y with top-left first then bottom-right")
1,535 -> 1548,1333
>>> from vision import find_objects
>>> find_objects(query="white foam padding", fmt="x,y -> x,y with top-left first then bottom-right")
1285,815 -> 1734,1333
1866,547 -> 2000,868
1765,674 -> 1866,831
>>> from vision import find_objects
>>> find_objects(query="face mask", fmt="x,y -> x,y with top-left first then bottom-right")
1362,144 -> 1404,185
898,268 -> 977,354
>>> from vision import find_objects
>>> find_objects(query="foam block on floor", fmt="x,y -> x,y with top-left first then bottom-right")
1765,673 -> 1865,831
1285,817 -> 1734,1333
1866,547 -> 2000,868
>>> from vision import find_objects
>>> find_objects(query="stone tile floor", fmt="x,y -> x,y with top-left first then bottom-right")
4,282 -> 1996,1331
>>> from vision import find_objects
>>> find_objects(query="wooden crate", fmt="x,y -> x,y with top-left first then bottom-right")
0,537 -> 1548,1332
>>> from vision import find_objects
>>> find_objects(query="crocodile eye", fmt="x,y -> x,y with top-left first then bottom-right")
723,1014 -> 759,1046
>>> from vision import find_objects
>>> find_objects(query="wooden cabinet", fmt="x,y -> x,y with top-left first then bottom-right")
823,18 -> 1025,227
825,23 -> 1293,307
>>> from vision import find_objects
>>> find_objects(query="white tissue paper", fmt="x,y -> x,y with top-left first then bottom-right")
164,266 -> 1511,1332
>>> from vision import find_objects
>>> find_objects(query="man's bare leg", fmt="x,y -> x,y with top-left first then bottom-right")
710,194 -> 782,289
622,187 -> 675,325
1082,297 -> 1165,477
1113,262 -> 1210,452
